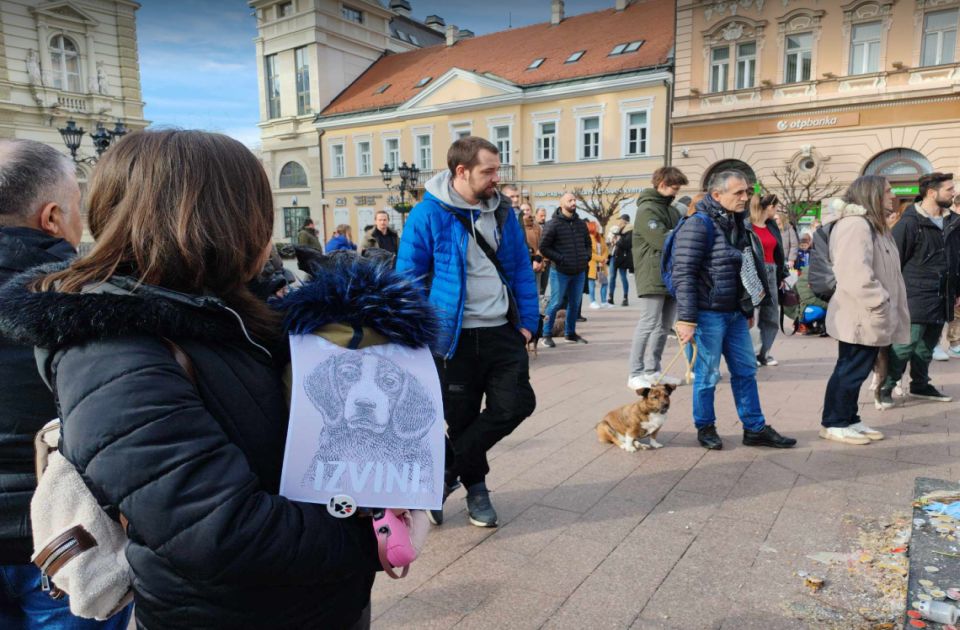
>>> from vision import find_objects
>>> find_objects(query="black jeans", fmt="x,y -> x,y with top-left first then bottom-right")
821,341 -> 879,428
435,324 -> 536,488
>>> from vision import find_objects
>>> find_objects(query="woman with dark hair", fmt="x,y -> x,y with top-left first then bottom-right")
820,175 -> 909,445
746,193 -> 788,366
0,130 -> 435,628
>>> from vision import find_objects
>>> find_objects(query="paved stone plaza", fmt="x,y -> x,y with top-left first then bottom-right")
371,296 -> 960,629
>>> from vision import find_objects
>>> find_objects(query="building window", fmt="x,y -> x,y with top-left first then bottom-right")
416,134 -> 432,170
536,121 -> 556,163
527,58 -> 545,69
451,123 -> 471,141
50,35 -> 81,93
294,47 -> 311,115
784,32 -> 812,83
710,46 -> 729,92
735,41 -> 756,89
579,117 -> 600,161
357,141 -> 371,176
921,9 -> 958,67
277,1 -> 293,19
342,5 -> 363,23
331,144 -> 345,178
849,21 -> 881,75
279,161 -> 307,188
624,40 -> 644,53
283,207 -> 311,239
414,76 -> 432,88
625,111 -> 648,157
265,54 -> 280,119
384,137 -> 400,169
493,126 -> 511,164
565,51 -> 585,63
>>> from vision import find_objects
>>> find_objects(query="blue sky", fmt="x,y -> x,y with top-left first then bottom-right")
137,1 -> 613,147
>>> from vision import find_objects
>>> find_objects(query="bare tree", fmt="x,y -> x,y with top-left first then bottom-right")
572,175 -> 630,231
767,164 -> 843,227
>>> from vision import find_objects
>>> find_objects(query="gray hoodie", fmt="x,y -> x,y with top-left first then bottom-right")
424,171 -> 509,329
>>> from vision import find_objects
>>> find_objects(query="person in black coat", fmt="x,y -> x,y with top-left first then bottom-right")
879,172 -> 959,405
0,139 -> 124,627
0,130 -> 436,630
539,193 -> 591,346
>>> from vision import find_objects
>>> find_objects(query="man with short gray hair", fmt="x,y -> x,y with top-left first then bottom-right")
0,140 -> 124,627
672,171 -> 796,451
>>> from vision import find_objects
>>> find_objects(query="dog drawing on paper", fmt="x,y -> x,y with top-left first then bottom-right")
302,351 -> 435,490
596,384 -> 675,452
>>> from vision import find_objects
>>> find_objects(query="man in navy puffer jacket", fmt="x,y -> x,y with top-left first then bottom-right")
397,137 -> 538,528
673,171 -> 796,451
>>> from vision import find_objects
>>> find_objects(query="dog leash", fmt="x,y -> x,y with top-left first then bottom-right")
652,329 -> 698,386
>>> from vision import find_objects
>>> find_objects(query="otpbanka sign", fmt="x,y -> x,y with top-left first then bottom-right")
759,112 -> 859,134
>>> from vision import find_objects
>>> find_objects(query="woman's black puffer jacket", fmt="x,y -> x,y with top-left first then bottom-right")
0,258 -> 438,629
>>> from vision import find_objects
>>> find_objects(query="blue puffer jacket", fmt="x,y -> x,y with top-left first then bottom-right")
673,196 -> 758,323
325,234 -> 357,253
397,191 -> 539,358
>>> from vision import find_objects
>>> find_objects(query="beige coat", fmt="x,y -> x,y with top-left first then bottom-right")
825,200 -> 910,347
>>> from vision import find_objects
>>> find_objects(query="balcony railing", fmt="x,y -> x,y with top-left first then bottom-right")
415,164 -> 516,188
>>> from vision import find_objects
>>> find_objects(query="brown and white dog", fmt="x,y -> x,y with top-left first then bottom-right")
596,384 -> 675,452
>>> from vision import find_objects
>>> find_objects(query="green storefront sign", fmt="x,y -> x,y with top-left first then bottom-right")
891,185 -> 920,196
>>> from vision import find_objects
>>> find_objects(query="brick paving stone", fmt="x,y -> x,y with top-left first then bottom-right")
372,291 -> 960,628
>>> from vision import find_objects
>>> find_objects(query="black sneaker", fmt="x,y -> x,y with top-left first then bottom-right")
577,316 -> 587,323
541,336 -> 556,348
743,424 -> 797,448
697,425 -> 723,450
564,333 -> 588,344
427,479 -> 461,526
465,482 -> 498,528
875,389 -> 895,410
606,298 -> 615,305
909,384 -> 952,402
621,298 -> 629,307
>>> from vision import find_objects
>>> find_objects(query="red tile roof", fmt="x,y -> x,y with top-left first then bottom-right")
320,0 -> 674,116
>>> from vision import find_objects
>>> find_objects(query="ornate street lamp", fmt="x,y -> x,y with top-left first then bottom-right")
58,119 -> 127,164
379,161 -> 421,226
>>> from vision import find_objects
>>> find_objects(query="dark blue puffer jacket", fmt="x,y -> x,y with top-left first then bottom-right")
673,197 -> 750,323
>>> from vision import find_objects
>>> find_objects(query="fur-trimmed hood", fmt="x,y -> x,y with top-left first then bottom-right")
823,198 -> 867,224
0,256 -> 438,353
276,253 -> 438,348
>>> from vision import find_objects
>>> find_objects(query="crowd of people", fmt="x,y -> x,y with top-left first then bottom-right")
0,130 -> 957,629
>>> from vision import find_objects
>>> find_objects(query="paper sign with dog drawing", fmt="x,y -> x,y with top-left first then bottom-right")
279,335 -> 445,510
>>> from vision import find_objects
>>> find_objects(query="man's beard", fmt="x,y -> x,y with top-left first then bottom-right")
937,198 -> 953,209
476,188 -> 494,201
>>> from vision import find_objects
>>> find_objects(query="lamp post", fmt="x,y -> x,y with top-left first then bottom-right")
58,119 -> 127,163
379,161 -> 420,227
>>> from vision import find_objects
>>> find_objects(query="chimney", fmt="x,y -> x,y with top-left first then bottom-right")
446,24 -> 459,46
551,0 -> 564,25
389,0 -> 412,17
425,14 -> 445,32
457,28 -> 474,40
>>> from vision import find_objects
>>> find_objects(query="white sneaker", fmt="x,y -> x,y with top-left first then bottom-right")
763,355 -> 779,366
589,302 -> 600,310
933,345 -> 949,362
627,375 -> 652,390
848,422 -> 884,441
893,380 -> 904,397
949,345 -> 960,358
645,371 -> 681,386
600,302 -> 613,309
819,427 -> 872,445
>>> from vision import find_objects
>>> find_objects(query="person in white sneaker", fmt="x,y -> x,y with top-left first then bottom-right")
627,166 -> 689,389
820,176 -> 910,445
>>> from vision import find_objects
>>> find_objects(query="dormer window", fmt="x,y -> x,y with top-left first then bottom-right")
565,51 -> 585,63
375,83 -> 391,94
527,58 -> 545,69
414,76 -> 432,88
624,40 -> 643,53
609,43 -> 627,56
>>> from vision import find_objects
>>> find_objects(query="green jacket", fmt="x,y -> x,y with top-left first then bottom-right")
296,228 -> 322,250
632,189 -> 681,296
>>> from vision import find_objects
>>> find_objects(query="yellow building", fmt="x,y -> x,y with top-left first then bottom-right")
309,0 -> 675,239
672,0 -> 960,205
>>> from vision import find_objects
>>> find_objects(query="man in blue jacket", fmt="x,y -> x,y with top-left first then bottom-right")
397,137 -> 538,528
673,171 -> 796,451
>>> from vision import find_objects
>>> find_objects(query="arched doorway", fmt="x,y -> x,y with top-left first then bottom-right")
702,159 -> 757,191
863,148 -> 934,207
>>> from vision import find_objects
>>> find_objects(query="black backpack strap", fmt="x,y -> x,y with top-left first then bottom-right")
449,210 -> 521,328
